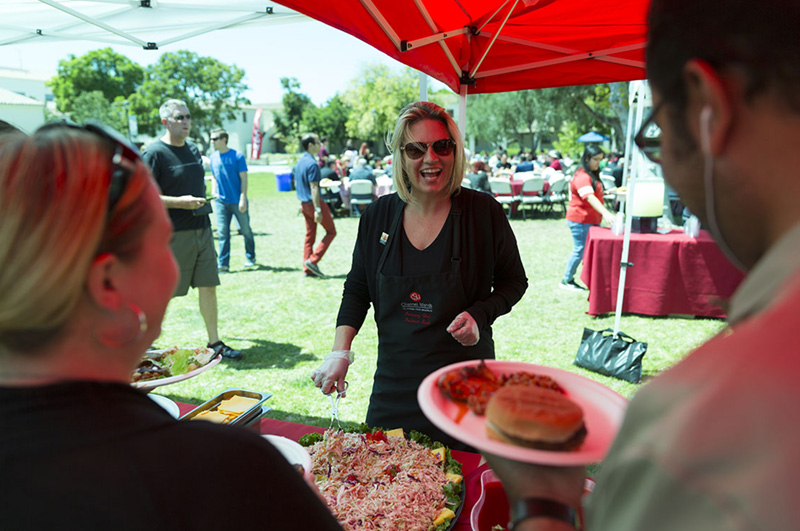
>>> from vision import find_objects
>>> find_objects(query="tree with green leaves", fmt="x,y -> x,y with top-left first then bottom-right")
48,48 -> 143,116
341,64 -> 418,154
300,93 -> 352,153
465,84 -> 627,156
66,91 -> 128,134
274,77 -> 315,155
127,50 -> 249,153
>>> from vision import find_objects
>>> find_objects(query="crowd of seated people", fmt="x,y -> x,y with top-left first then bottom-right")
317,141 -> 395,216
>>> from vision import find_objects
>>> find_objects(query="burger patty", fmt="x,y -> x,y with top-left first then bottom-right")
487,421 -> 588,451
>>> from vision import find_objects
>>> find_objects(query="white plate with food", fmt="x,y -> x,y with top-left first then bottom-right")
148,393 -> 181,418
131,347 -> 221,390
418,360 -> 628,466
262,435 -> 312,477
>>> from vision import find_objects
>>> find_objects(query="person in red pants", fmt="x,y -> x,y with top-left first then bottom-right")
294,132 -> 336,277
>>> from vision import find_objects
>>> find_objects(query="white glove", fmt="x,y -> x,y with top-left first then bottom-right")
311,350 -> 354,395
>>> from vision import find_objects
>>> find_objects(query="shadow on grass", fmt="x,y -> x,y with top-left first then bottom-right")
232,264 -> 300,273
212,230 -> 271,238
217,338 -> 315,370
263,409 -> 363,430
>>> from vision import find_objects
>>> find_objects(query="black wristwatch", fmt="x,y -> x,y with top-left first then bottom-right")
508,498 -> 577,530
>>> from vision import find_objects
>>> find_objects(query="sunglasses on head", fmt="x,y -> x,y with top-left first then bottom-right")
40,120 -> 139,214
400,139 -> 455,160
171,113 -> 191,122
634,101 -> 663,164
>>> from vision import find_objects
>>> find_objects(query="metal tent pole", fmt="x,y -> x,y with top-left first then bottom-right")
458,84 -> 468,140
612,80 -> 647,336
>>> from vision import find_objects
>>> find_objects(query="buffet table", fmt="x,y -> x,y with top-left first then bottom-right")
580,227 -> 745,318
176,402 -> 487,530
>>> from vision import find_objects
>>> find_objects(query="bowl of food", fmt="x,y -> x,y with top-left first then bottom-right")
131,346 -> 219,390
262,435 -> 312,479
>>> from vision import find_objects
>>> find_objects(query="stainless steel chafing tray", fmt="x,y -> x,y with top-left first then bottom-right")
180,388 -> 272,427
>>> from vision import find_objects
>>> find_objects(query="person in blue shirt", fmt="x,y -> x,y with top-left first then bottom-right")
294,132 -> 336,277
209,129 -> 256,272
514,153 -> 535,174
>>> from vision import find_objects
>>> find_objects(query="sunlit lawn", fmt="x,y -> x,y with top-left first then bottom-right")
152,170 -> 726,429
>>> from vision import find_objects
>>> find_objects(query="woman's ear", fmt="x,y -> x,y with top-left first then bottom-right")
682,60 -> 734,157
85,252 -> 123,312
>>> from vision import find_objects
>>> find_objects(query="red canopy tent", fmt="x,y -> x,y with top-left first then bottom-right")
276,0 -> 660,339
273,0 -> 648,96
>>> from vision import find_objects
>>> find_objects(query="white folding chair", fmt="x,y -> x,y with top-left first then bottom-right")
349,179 -> 374,217
601,175 -> 617,208
489,179 -> 520,218
519,177 -> 546,219
514,170 -> 536,181
545,177 -> 570,217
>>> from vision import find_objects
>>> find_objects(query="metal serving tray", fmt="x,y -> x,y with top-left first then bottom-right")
179,388 -> 272,427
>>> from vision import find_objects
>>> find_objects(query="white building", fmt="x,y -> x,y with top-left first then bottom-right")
217,102 -> 281,160
0,67 -> 52,133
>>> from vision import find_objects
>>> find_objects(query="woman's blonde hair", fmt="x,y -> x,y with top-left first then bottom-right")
0,126 -> 153,353
386,101 -> 465,203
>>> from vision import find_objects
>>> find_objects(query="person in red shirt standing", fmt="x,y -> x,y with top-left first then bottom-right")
560,144 -> 615,291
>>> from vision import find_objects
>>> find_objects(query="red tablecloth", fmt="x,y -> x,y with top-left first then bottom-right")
580,227 -> 745,318
176,402 -> 489,530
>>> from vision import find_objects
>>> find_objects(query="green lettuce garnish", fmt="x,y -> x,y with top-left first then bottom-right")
168,348 -> 194,375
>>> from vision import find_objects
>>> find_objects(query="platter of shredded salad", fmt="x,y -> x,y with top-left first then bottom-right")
303,429 -> 464,531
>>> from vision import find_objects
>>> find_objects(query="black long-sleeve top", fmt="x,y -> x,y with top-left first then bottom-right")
336,188 -> 528,333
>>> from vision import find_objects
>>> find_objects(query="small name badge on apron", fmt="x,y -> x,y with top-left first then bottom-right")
379,232 -> 389,245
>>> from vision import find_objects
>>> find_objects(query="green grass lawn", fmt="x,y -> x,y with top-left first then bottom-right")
153,172 -> 726,429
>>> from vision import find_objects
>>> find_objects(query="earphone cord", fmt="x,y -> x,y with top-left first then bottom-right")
701,108 -> 747,271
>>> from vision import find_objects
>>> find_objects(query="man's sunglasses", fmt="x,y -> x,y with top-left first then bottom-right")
400,139 -> 455,160
171,113 -> 191,122
634,101 -> 663,164
40,120 -> 139,214
211,136 -> 223,141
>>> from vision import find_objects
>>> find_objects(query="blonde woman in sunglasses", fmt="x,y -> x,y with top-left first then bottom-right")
312,101 -> 528,450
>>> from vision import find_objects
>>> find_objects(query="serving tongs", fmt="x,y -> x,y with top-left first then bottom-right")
328,381 -> 348,430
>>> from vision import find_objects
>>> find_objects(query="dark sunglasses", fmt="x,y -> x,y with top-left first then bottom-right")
634,101 -> 663,164
400,139 -> 455,160
40,120 -> 139,214
171,113 -> 191,122
211,136 -> 223,141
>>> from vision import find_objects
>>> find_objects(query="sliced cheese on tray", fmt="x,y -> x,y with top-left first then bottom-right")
217,395 -> 259,416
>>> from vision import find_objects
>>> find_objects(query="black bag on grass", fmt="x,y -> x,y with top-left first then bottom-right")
574,328 -> 647,384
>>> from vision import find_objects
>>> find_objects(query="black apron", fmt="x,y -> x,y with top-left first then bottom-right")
366,202 -> 494,449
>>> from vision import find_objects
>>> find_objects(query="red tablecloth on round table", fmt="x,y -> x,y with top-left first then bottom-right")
580,227 -> 745,318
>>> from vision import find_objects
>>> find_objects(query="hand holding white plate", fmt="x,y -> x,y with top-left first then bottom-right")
418,360 -> 628,466
132,349 -> 221,391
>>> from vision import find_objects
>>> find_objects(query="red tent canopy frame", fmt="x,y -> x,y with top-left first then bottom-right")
274,0 -> 648,96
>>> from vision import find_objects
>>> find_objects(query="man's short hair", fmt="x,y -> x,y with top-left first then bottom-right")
159,99 -> 188,120
300,133 -> 319,151
211,128 -> 228,142
648,0 -> 800,113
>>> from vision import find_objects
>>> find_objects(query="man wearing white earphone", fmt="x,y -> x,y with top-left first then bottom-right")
482,1 -> 800,529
